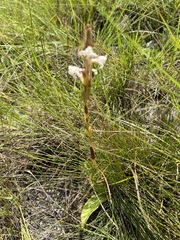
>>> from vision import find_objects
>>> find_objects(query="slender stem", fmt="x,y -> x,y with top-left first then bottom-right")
83,24 -> 97,166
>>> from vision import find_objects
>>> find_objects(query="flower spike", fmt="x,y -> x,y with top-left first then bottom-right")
68,24 -> 108,170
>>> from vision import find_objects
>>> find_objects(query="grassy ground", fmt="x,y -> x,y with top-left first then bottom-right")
0,0 -> 179,239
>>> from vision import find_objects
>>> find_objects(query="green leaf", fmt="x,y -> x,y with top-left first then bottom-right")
81,193 -> 107,228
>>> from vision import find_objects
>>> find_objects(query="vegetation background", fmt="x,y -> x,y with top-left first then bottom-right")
0,0 -> 179,239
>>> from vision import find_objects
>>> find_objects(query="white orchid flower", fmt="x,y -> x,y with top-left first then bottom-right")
68,65 -> 98,78
92,55 -> 107,69
68,47 -> 107,80
78,46 -> 98,59
68,65 -> 84,79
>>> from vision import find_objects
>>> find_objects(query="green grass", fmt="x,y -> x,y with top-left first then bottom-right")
0,0 -> 179,239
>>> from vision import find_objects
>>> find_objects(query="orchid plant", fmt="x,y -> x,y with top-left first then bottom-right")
68,24 -> 107,166
68,24 -> 108,228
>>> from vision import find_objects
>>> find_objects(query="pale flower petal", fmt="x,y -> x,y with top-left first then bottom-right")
68,65 -> 84,79
78,46 -> 98,59
92,55 -> 107,69
92,68 -> 98,75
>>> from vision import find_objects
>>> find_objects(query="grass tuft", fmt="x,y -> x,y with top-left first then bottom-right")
0,0 -> 179,239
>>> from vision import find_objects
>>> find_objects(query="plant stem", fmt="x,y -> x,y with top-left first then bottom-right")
82,24 -> 97,166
